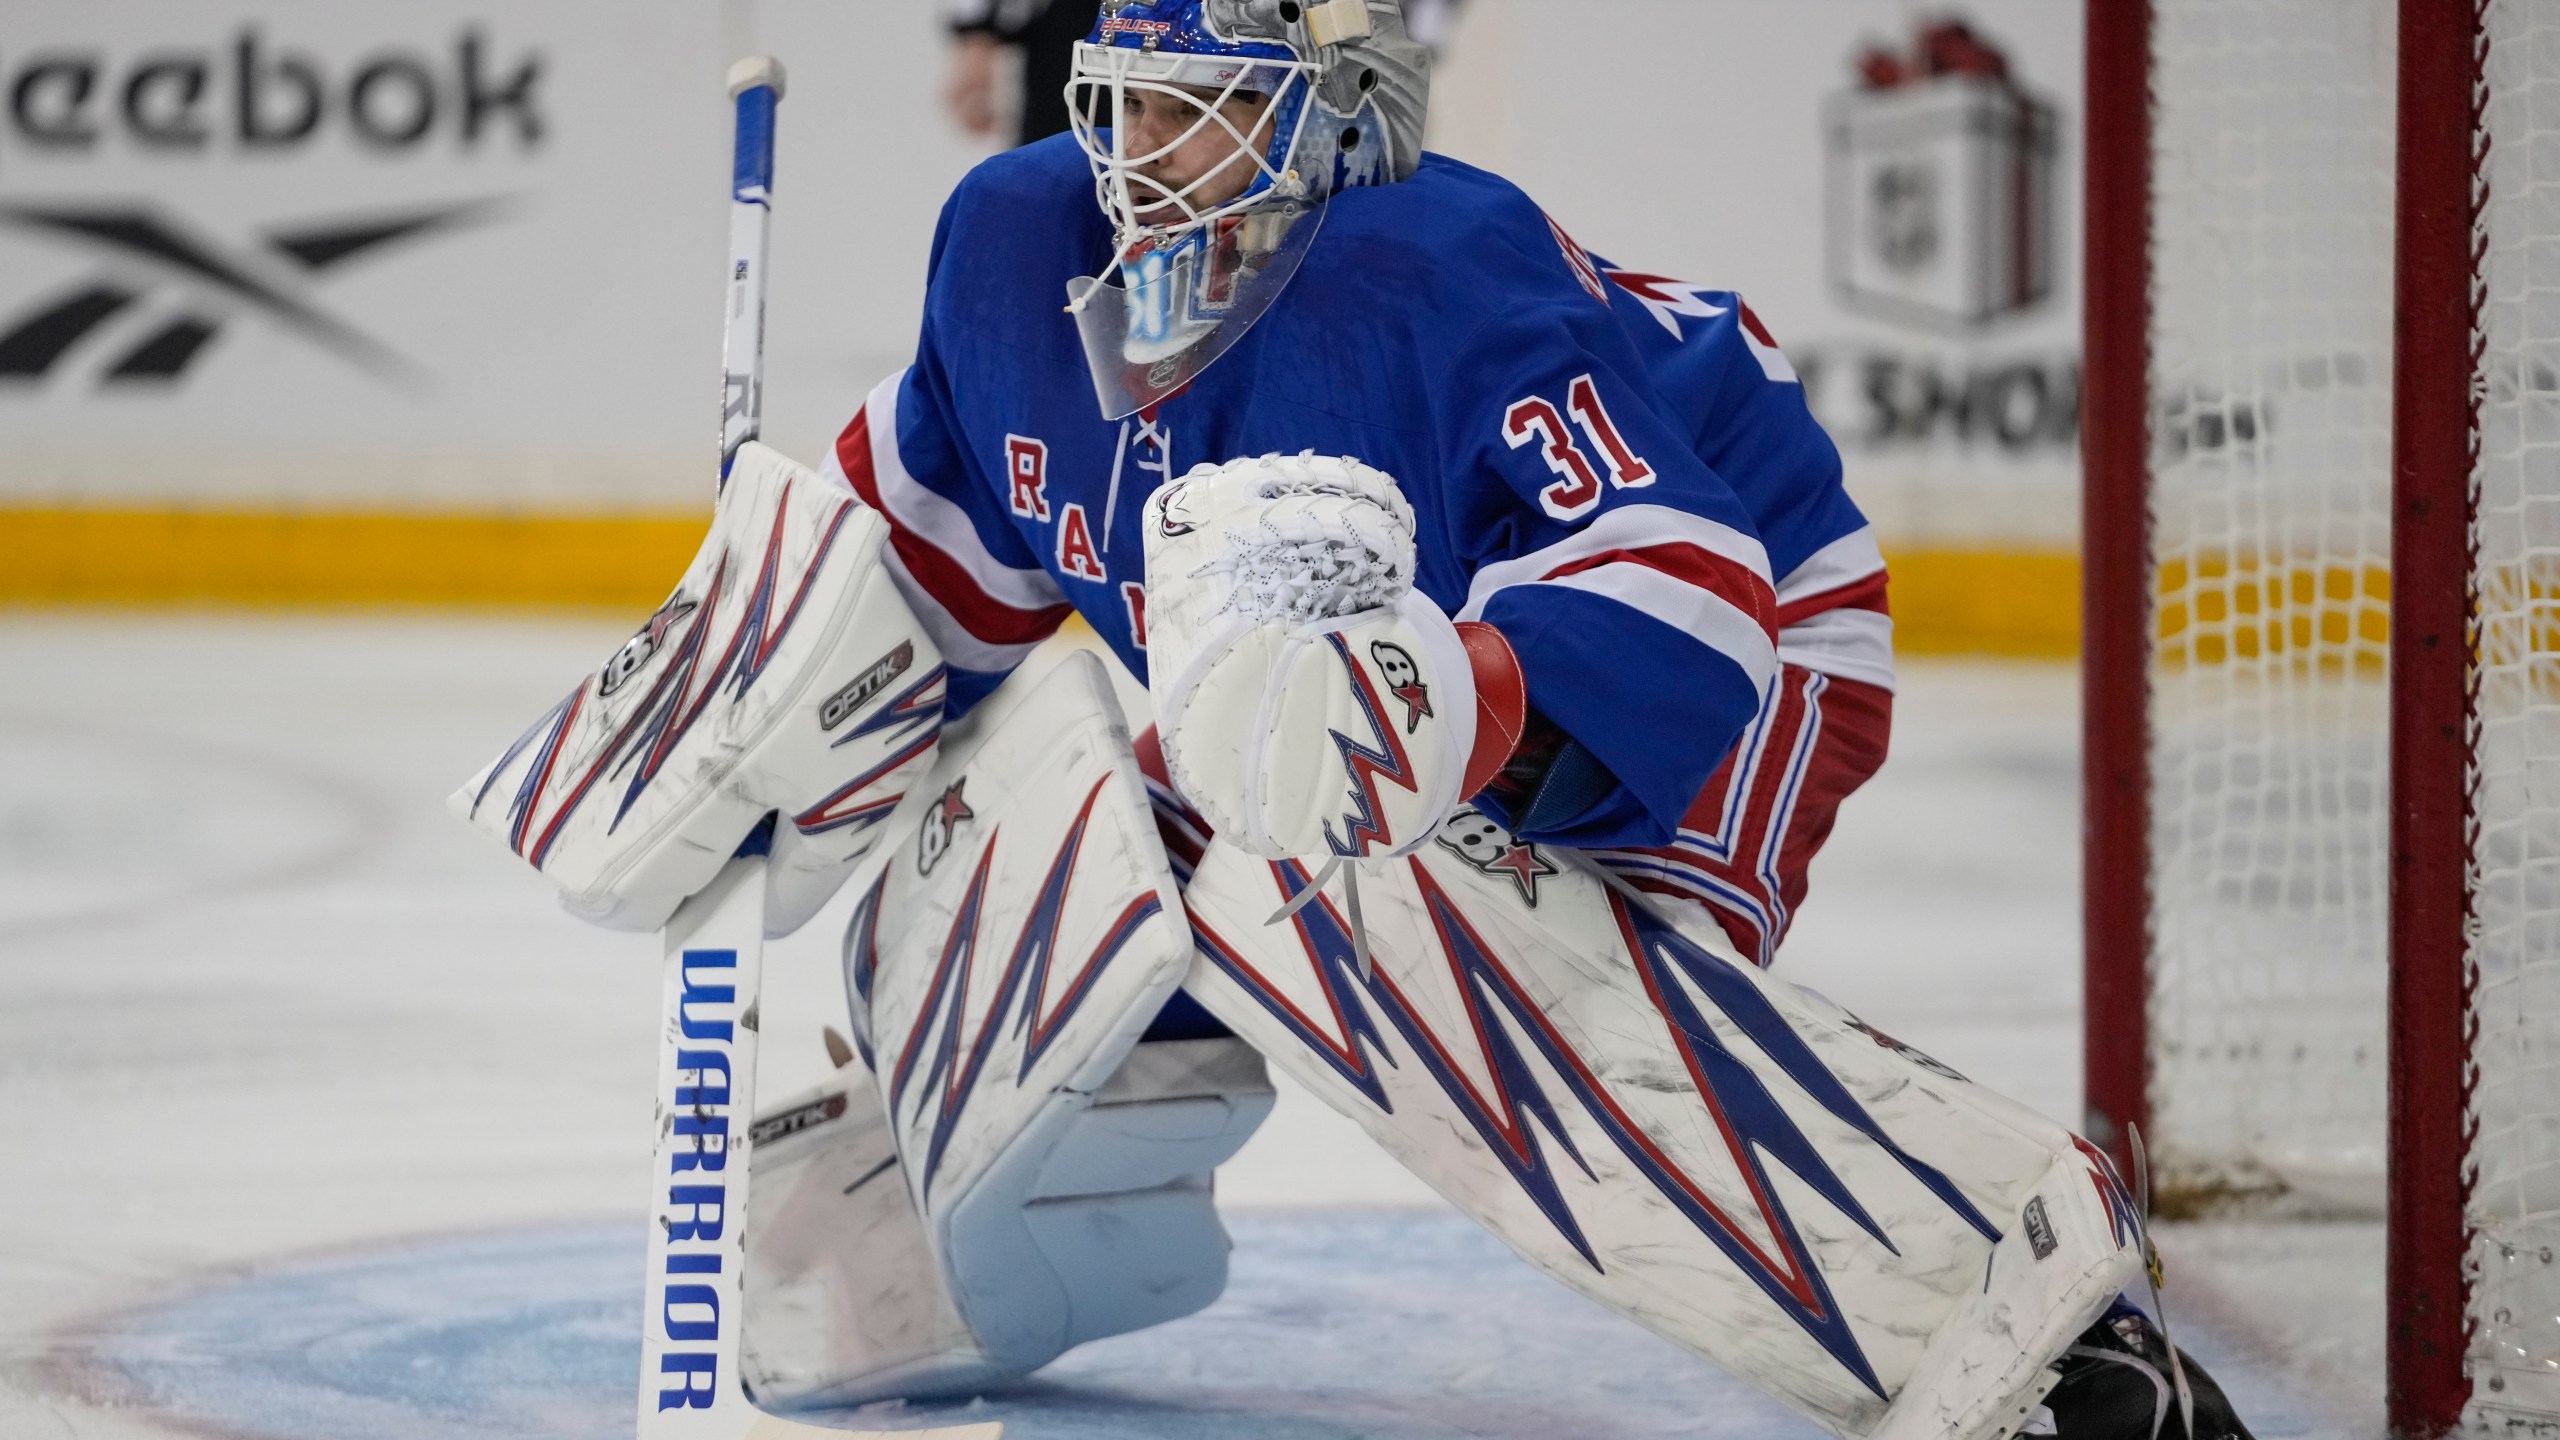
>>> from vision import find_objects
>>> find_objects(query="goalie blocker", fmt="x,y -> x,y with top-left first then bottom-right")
451,441 -> 948,940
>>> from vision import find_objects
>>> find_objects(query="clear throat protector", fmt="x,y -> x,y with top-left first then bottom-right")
1066,197 -> 1321,420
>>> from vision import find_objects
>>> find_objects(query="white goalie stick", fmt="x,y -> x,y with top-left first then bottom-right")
634,58 -> 998,1440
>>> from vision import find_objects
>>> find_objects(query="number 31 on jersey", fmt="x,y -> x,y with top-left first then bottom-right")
1502,372 -> 1654,521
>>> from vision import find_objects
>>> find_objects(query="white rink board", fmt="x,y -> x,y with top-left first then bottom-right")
0,0 -> 983,512
0,0 -> 2082,554
1432,0 -> 2086,550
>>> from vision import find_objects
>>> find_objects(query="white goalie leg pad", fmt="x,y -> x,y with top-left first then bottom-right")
841,651 -> 1231,1384
1860,1146 -> 2134,1440
1140,452 -> 1474,859
450,442 -> 945,937
1180,811 -> 2142,1440
738,1034 -> 1273,1410
737,1066 -> 980,1406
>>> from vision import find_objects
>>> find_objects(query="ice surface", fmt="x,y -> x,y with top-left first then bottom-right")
0,617 -> 2370,1436
50,1217 -> 1810,1440
50,1213 -> 2333,1440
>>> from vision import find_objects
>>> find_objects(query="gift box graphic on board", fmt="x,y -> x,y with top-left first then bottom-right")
1824,19 -> 2057,333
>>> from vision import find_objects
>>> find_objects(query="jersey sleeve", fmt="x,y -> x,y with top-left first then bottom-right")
1681,297 -> 1894,693
1436,302 -> 1780,849
822,364 -> 1072,717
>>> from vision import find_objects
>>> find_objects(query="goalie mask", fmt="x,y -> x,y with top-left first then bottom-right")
1065,0 -> 1429,418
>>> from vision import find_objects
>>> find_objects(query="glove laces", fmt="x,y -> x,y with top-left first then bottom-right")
1264,853 -> 1374,982
1193,453 -> 1415,627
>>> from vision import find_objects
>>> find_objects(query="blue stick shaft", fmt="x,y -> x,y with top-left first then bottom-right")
718,59 -> 785,486
733,87 -> 778,198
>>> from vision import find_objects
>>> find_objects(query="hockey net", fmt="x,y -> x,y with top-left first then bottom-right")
2467,0 -> 2560,1422
2141,0 -> 2400,1216
2093,0 -> 2560,1431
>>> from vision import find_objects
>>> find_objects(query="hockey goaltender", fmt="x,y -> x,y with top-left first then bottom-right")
456,3 -> 2253,1437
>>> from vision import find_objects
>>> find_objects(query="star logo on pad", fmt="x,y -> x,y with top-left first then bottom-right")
918,778 -> 976,875
1482,841 -> 1559,905
1435,808 -> 1558,906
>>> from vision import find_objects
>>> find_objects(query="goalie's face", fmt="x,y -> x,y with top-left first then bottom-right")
1069,40 -> 1316,247
1120,83 -> 1276,224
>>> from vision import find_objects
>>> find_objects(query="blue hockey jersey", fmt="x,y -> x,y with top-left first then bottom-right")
826,137 -> 1890,850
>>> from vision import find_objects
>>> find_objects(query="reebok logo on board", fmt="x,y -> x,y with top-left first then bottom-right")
0,30 -> 544,158
0,199 -> 497,387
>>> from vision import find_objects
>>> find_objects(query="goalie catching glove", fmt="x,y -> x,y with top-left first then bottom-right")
450,442 -> 945,937
1141,452 -> 1497,861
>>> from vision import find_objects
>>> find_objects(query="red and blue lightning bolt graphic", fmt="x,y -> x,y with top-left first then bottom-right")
1319,632 -> 1422,857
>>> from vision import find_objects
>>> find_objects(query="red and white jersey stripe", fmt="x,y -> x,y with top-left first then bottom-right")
1589,663 -> 1893,966
1769,527 -> 1893,693
1455,503 -> 1781,701
1731,299 -> 1799,383
823,370 -> 1072,675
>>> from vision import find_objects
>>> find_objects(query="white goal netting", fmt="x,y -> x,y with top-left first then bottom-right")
2145,0 -> 2398,1214
2144,0 -> 2560,1422
2469,0 -> 2560,1419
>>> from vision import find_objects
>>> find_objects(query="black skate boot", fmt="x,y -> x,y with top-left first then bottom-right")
2026,1300 -> 2255,1439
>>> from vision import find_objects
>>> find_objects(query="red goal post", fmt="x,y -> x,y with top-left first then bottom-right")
2388,4 -> 2478,1435
2082,2 -> 2542,1435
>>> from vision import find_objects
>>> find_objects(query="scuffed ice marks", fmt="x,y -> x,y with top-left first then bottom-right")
64,1225 -> 643,1440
